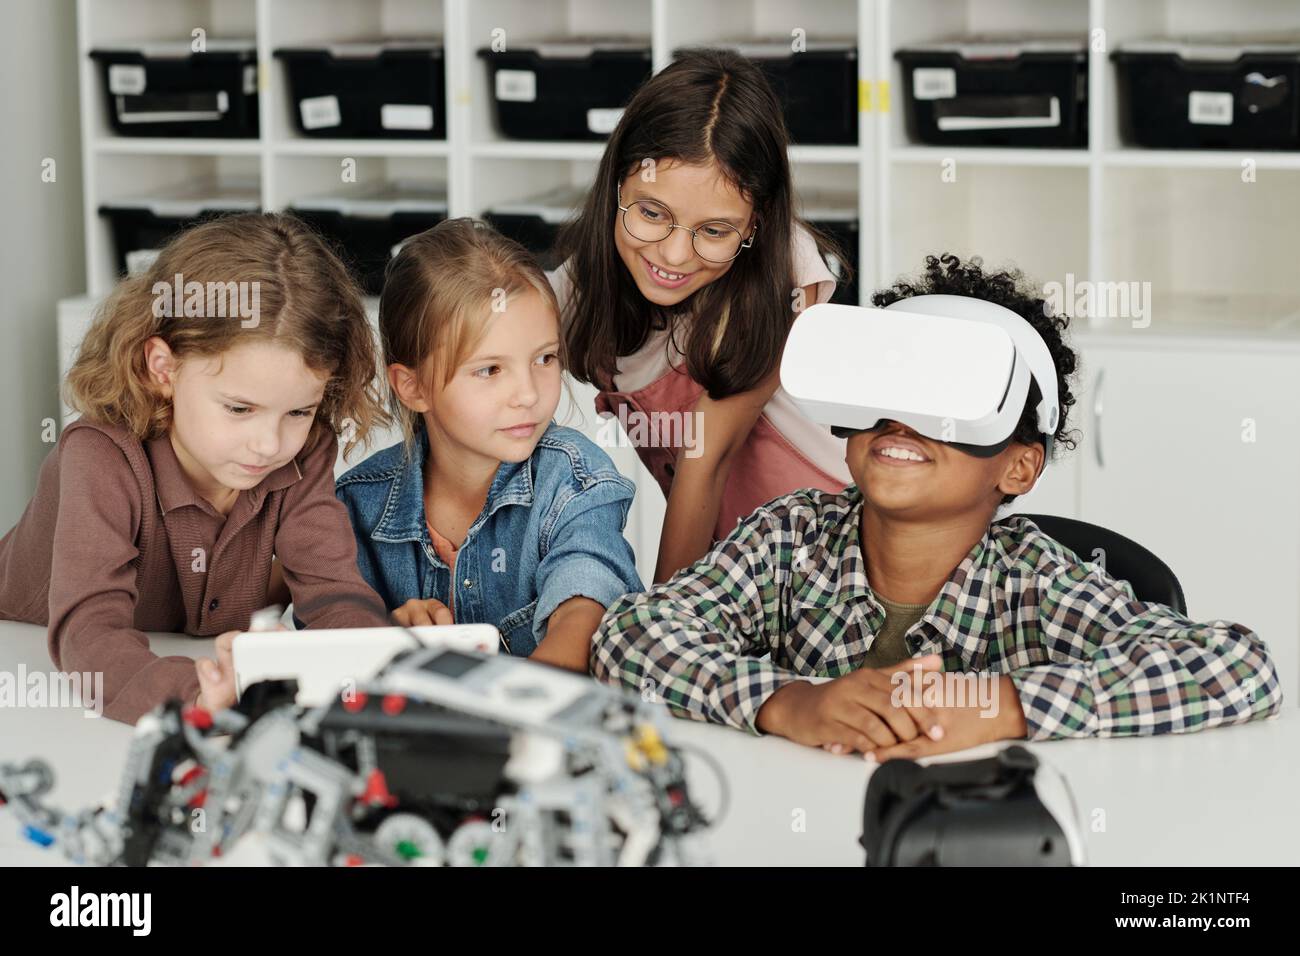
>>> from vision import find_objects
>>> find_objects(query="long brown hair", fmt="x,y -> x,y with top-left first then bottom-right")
64,212 -> 388,460
557,48 -> 846,398
378,218 -> 561,449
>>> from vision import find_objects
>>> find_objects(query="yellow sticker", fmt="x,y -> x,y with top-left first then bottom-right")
859,81 -> 892,114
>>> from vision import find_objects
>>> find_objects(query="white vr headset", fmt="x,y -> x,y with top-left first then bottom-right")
781,294 -> 1060,467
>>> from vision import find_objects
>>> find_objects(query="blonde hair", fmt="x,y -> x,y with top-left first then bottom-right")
65,212 -> 389,460
378,218 -> 561,448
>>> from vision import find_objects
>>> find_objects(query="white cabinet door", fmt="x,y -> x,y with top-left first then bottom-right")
1075,342 -> 1300,703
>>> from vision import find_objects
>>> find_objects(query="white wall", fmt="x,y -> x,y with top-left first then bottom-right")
0,0 -> 86,527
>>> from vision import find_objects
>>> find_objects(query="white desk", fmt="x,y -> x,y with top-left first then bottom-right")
2,621 -> 1296,866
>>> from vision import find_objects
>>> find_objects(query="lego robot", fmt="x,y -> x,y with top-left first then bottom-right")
0,646 -> 719,867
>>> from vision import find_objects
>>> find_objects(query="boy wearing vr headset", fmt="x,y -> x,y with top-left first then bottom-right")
591,254 -> 1282,759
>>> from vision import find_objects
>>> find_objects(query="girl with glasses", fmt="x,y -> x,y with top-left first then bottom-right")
553,49 -> 854,582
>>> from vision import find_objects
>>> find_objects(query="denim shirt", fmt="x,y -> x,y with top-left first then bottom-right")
336,421 -> 643,657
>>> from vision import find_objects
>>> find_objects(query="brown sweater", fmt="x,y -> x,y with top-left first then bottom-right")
0,419 -> 388,724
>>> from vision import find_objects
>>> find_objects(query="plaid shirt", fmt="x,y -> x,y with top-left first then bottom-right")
591,487 -> 1283,740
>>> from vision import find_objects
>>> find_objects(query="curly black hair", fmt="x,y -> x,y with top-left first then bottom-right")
871,254 -> 1079,504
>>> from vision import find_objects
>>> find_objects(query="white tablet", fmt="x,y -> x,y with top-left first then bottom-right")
232,624 -> 501,706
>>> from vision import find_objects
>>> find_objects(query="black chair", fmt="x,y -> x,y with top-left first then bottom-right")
1013,513 -> 1187,615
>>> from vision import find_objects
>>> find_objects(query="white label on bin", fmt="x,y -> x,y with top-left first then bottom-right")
108,64 -> 147,95
381,103 -> 434,130
495,69 -> 537,102
912,67 -> 956,100
586,107 -> 624,134
243,64 -> 257,95
300,94 -> 341,130
1188,90 -> 1233,125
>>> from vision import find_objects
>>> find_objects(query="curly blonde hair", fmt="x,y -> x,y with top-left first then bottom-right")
65,212 -> 389,460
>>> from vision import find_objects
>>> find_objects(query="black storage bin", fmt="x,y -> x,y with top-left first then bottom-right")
801,192 -> 860,306
289,182 -> 448,295
275,41 -> 446,138
676,41 -> 858,145
99,180 -> 261,277
1112,39 -> 1300,150
89,40 -> 259,138
483,186 -> 587,271
477,40 -> 651,140
895,38 -> 1088,147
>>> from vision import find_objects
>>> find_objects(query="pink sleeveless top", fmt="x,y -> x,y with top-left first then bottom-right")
550,226 -> 852,542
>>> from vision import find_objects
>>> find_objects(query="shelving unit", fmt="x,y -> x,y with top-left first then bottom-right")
878,0 -> 1300,333
75,0 -> 876,300
75,0 -> 1300,326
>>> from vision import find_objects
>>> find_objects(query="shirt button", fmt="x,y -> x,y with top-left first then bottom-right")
463,579 -> 473,589
208,598 -> 220,612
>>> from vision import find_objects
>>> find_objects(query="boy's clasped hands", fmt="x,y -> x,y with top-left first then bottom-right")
756,654 -> 1030,762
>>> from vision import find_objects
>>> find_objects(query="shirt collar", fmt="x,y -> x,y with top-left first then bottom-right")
790,487 -> 875,610
790,486 -> 997,655
369,420 -> 535,544
146,431 -> 304,517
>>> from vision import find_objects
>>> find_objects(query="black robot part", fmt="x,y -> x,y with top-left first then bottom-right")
233,679 -> 301,727
121,701 -> 197,867
312,694 -> 513,808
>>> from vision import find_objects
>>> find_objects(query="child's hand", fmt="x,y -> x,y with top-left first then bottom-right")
757,655 -> 946,754
391,598 -> 453,627
194,631 -> 238,714
869,674 -> 1029,762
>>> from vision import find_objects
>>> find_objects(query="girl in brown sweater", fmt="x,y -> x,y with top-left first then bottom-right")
0,213 -> 391,723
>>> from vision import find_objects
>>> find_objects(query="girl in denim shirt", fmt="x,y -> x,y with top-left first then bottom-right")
336,218 -> 643,672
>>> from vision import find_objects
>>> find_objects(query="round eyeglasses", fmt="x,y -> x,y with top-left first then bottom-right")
616,187 -> 756,263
